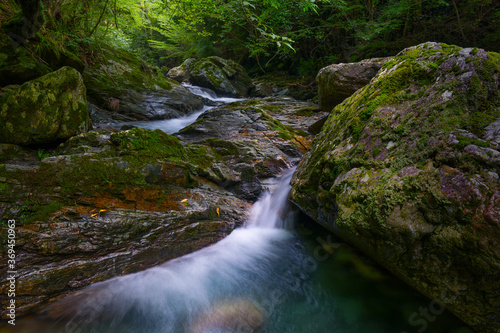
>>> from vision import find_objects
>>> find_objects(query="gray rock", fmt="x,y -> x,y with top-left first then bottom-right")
190,56 -> 254,97
484,118 -> 500,146
0,127 -> 251,315
253,82 -> 274,97
167,58 -> 197,83
316,57 -> 390,112
83,45 -> 204,123
178,98 -> 320,199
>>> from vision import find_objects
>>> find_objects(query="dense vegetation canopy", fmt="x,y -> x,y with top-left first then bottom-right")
1,0 -> 499,76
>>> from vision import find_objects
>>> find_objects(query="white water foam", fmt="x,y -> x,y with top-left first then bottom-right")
246,168 -> 296,229
183,84 -> 244,104
113,105 -> 211,134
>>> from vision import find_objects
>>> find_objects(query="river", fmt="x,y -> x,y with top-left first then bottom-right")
11,88 -> 472,333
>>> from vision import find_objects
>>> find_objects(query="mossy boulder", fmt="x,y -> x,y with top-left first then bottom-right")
0,66 -> 90,145
83,45 -> 203,122
0,126 -> 251,315
316,57 -> 389,112
290,42 -> 500,333
0,33 -> 51,87
168,57 -> 197,83
190,56 -> 254,97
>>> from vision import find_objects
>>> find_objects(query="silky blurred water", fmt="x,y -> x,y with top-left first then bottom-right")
10,169 -> 472,333
111,85 -> 243,134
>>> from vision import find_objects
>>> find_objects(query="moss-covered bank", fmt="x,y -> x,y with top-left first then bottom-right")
291,42 -> 500,333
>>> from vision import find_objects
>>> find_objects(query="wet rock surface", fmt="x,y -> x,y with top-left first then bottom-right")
83,45 -> 204,122
167,58 -> 197,83
190,56 -> 254,97
291,42 -> 500,332
177,98 -> 324,199
0,127 -> 252,315
0,93 -> 322,316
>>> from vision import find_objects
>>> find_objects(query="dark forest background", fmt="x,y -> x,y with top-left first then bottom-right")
1,0 -> 499,76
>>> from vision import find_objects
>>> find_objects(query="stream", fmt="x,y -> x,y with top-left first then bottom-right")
16,171 -> 472,333
13,89 -> 473,333
111,85 -> 244,134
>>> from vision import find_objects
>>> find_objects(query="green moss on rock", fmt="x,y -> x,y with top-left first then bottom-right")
0,33 -> 51,86
291,42 -> 500,333
190,56 -> 254,97
0,66 -> 90,145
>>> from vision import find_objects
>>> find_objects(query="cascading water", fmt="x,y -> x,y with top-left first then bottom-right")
28,169 -> 311,333
111,85 -> 243,134
14,168 -> 473,333
13,91 -> 473,333
246,168 -> 296,230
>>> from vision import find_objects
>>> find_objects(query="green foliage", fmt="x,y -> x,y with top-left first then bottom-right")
1,0 -> 497,77
37,149 -> 50,160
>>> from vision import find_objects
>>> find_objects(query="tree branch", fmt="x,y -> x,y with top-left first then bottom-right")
89,0 -> 111,38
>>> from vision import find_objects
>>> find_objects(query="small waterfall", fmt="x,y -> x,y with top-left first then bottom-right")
17,168 -> 471,333
183,84 -> 244,103
246,168 -> 296,229
183,84 -> 218,100
34,169 -> 303,333
111,85 -> 244,134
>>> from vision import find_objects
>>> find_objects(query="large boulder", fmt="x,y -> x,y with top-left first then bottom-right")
0,66 -> 90,145
168,57 -> 197,83
317,57 -> 388,112
291,43 -> 500,332
83,46 -> 204,122
190,56 -> 254,97
0,33 -> 51,87
0,128 -> 251,315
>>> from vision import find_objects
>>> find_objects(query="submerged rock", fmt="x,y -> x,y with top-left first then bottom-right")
83,45 -> 203,122
0,66 -> 90,145
190,56 -> 254,97
189,299 -> 265,333
291,42 -> 500,332
317,57 -> 389,111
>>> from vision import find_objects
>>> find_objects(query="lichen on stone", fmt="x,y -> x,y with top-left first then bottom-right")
291,42 -> 500,333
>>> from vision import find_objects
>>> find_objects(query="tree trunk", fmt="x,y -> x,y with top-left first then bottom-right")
452,0 -> 467,43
